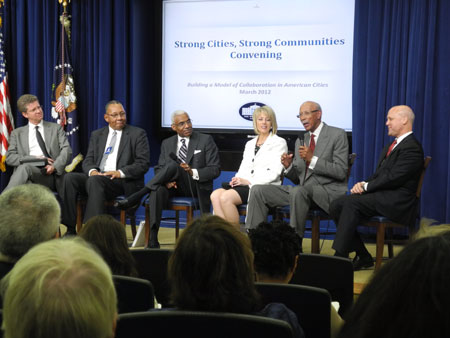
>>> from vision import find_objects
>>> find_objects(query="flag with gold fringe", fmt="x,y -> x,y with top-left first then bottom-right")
0,0 -> 14,172
51,0 -> 82,172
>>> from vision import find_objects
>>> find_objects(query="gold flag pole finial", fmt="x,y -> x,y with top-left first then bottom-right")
58,0 -> 71,13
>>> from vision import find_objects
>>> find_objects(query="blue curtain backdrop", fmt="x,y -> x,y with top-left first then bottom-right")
1,0 -> 449,222
352,0 -> 450,223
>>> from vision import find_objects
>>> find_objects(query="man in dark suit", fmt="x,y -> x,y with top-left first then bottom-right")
245,101 -> 349,250
116,110 -> 220,248
331,105 -> 424,270
61,100 -> 150,235
5,94 -> 72,194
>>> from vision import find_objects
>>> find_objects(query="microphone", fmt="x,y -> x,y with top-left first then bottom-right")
168,152 -> 200,212
169,152 -> 182,164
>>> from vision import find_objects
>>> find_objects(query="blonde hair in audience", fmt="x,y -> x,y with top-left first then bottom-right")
1,238 -> 117,338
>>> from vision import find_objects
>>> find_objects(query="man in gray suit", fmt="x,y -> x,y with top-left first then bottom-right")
245,101 -> 349,249
61,100 -> 150,235
4,94 -> 72,194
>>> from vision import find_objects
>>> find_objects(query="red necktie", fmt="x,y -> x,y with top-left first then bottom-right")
305,134 -> 315,178
386,139 -> 397,157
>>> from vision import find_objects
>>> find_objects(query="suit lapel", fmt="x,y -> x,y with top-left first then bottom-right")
21,125 -> 30,154
97,127 -> 109,166
186,132 -> 198,163
42,121 -> 53,156
304,123 -> 329,181
117,126 -> 129,165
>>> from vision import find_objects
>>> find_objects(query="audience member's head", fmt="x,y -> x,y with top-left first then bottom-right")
249,220 -> 301,283
413,218 -> 450,239
1,238 -> 117,338
337,230 -> 450,338
0,184 -> 60,262
168,215 -> 260,313
79,214 -> 138,277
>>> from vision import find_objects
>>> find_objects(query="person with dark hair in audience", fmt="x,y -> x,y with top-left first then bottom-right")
337,229 -> 450,338
0,184 -> 60,280
167,215 -> 305,338
1,238 -> 117,338
249,220 -> 343,338
79,214 -> 138,277
210,105 -> 287,227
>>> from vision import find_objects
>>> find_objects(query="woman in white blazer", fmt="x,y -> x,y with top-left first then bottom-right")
211,106 -> 287,226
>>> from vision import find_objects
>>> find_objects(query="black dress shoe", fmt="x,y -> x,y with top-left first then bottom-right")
352,255 -> 374,271
114,199 -> 138,210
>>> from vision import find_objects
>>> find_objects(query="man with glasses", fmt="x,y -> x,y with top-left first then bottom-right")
4,94 -> 72,193
61,100 -> 150,235
115,110 -> 220,248
245,101 -> 348,251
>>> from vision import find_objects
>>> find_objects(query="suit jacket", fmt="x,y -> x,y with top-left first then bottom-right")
285,123 -> 349,212
82,125 -> 150,195
6,120 -> 72,175
236,133 -> 287,187
155,131 -> 220,212
366,133 -> 424,225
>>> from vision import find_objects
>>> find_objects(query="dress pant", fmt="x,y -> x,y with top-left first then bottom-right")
61,173 -> 125,230
330,193 -> 378,255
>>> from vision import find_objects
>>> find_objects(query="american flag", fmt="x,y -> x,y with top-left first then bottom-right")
0,1 -> 14,172
51,6 -> 82,172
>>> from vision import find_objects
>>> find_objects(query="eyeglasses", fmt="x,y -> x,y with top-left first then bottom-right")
107,111 -> 126,118
296,110 -> 319,118
174,119 -> 193,128
27,105 -> 43,113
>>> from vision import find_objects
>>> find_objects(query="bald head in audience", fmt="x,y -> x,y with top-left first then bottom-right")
1,238 -> 117,338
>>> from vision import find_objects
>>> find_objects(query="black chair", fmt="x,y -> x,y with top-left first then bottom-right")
256,282 -> 331,338
113,275 -> 155,313
130,248 -> 173,307
290,253 -> 353,317
116,310 -> 293,338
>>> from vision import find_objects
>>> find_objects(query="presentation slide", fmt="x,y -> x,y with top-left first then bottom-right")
162,0 -> 355,131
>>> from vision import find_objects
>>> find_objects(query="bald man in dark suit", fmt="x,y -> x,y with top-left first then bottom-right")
61,100 -> 150,235
331,105 -> 424,270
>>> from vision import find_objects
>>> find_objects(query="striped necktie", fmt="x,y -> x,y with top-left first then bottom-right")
178,138 -> 188,163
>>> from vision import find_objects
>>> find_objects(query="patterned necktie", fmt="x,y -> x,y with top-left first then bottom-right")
305,133 -> 316,177
386,139 -> 397,157
99,131 -> 117,171
178,138 -> 188,163
35,126 -> 50,158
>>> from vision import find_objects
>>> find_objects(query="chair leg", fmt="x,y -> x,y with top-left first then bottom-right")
76,200 -> 83,233
311,216 -> 320,254
175,210 -> 180,239
144,203 -> 150,247
120,210 -> 126,226
375,223 -> 386,271
386,228 -> 394,258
